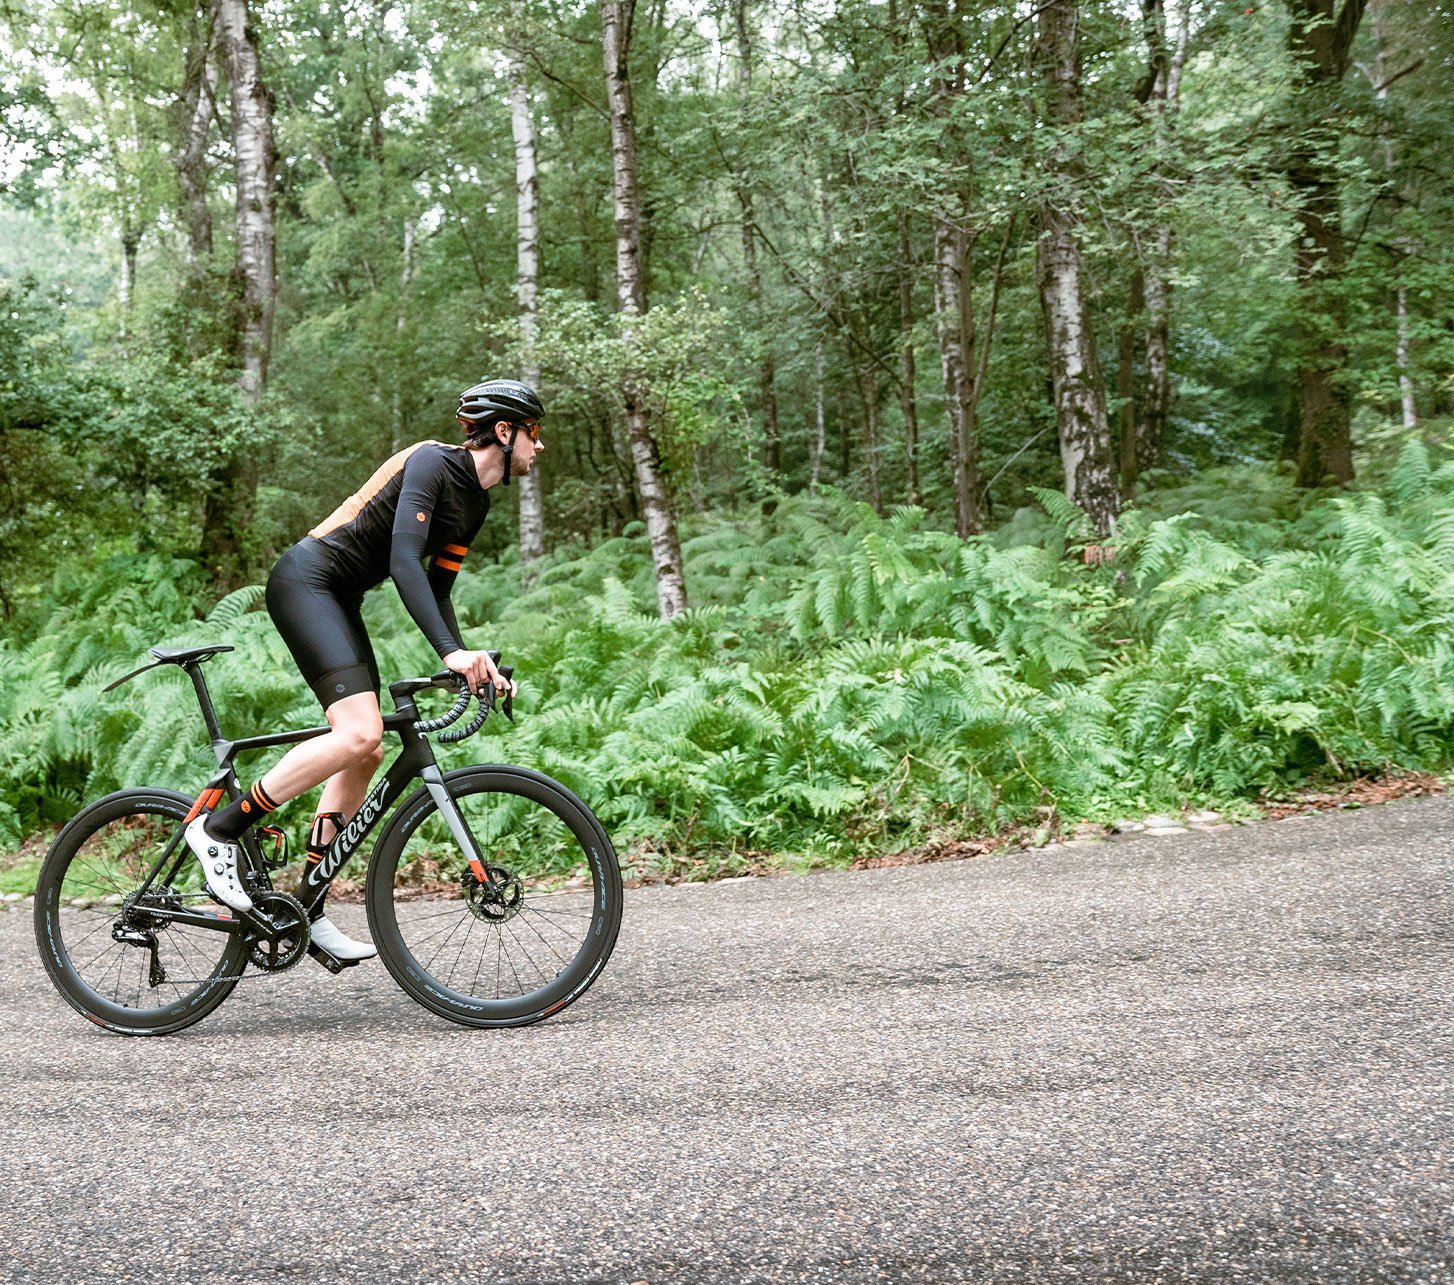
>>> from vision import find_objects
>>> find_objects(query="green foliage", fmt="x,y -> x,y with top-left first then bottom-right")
5,452 -> 1454,869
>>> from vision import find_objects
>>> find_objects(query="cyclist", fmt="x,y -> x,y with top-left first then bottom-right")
182,379 -> 542,961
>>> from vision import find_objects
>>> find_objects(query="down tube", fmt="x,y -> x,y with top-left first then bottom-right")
297,746 -> 432,912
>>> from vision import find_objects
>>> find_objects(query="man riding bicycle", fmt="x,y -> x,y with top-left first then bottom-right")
182,379 -> 542,961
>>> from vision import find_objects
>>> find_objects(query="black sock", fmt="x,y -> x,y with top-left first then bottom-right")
205,781 -> 280,842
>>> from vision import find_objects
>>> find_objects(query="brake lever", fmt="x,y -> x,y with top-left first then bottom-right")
499,666 -> 515,722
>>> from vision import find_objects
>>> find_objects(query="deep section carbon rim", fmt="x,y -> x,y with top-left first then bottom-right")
369,768 -> 621,1026
35,791 -> 245,1032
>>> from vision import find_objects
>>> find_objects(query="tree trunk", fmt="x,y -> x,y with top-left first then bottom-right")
603,0 -> 687,619
511,7 -> 546,580
856,364 -> 883,515
1036,0 -> 1120,535
1131,0 -> 1188,485
207,0 -> 275,588
118,223 -> 138,339
921,0 -> 983,537
1370,0 -> 1417,431
1286,0 -> 1368,487
733,0 -> 779,476
932,215 -> 983,537
218,0 -> 276,406
177,7 -> 217,277
896,207 -> 921,506
1117,267 -> 1144,492
811,340 -> 826,492
1139,227 -> 1173,474
390,216 -> 415,452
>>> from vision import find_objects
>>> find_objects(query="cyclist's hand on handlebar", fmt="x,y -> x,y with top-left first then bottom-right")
442,648 -> 516,700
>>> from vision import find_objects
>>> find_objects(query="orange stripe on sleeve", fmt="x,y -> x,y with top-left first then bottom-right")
433,557 -> 464,572
443,543 -> 469,556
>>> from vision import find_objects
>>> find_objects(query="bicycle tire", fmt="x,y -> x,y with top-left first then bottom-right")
367,765 -> 622,1028
34,789 -> 248,1036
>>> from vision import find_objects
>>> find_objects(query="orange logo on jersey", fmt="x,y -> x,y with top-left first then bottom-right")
241,800 -> 252,813
416,511 -> 427,521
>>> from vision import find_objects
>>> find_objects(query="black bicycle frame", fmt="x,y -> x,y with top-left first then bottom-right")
138,661 -> 489,933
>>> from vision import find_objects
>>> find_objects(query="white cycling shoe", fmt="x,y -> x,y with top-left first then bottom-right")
183,816 -> 254,913
309,915 -> 377,962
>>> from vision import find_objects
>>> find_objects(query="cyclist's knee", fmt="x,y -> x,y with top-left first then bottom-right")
338,724 -> 383,762
328,700 -> 384,762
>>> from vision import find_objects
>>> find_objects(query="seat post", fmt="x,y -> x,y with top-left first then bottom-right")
184,663 -> 226,744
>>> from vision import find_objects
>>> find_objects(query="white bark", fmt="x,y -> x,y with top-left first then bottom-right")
511,13 -> 546,576
811,340 -> 826,492
603,0 -> 687,618
1396,286 -> 1416,430
218,0 -> 276,407
1135,0 -> 1189,480
921,0 -> 982,537
1036,0 -> 1119,535
1371,0 -> 1417,431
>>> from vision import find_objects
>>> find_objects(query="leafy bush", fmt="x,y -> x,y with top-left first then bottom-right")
4,443 -> 1454,871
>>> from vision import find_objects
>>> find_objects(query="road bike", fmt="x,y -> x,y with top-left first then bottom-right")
33,644 -> 622,1035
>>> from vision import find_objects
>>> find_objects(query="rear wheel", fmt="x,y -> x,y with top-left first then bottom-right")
367,766 -> 622,1028
33,789 -> 247,1035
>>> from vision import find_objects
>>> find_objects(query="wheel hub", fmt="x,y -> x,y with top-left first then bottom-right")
461,864 -> 524,923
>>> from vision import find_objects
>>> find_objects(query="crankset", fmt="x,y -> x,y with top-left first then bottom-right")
245,891 -> 311,973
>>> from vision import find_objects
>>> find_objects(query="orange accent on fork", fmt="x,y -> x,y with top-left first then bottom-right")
468,858 -> 488,882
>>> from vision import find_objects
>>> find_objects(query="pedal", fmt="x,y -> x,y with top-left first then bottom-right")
306,943 -> 361,974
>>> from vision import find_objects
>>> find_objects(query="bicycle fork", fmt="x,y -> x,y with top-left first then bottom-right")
419,764 -> 490,883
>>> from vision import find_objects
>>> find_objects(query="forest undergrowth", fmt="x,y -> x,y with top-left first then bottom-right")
3,443 -> 1454,884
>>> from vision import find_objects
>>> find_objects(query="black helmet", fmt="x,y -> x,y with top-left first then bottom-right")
457,378 -> 543,487
456,379 -> 544,436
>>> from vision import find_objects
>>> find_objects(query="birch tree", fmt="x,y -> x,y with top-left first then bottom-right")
1035,0 -> 1119,535
510,3 -> 546,577
217,0 -> 276,407
603,0 -> 688,618
921,0 -> 983,537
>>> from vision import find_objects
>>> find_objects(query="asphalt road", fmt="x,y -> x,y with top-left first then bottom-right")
1,797 -> 1451,1283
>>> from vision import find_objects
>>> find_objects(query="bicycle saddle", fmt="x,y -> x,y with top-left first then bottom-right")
149,644 -> 234,665
103,644 -> 235,692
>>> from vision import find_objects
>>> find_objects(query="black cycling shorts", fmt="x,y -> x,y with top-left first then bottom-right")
265,539 -> 380,710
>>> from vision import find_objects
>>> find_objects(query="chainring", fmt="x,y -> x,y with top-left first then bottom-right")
246,890 -> 311,973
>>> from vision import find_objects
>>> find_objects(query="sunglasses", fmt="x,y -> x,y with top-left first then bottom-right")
519,421 -> 542,442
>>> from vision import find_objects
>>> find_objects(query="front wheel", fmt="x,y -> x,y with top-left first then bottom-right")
366,766 -> 622,1028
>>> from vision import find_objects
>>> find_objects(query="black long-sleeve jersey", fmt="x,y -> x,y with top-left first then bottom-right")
308,440 -> 490,658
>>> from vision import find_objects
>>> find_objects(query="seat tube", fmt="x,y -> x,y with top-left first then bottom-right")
186,664 -> 226,744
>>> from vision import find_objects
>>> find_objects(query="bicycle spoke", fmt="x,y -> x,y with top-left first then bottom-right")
377,770 -> 619,1024
48,801 -> 239,1019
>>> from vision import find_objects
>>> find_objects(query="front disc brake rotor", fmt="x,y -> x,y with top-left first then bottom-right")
462,864 -> 525,924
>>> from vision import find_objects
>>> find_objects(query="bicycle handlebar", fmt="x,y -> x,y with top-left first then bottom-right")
409,654 -> 515,741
